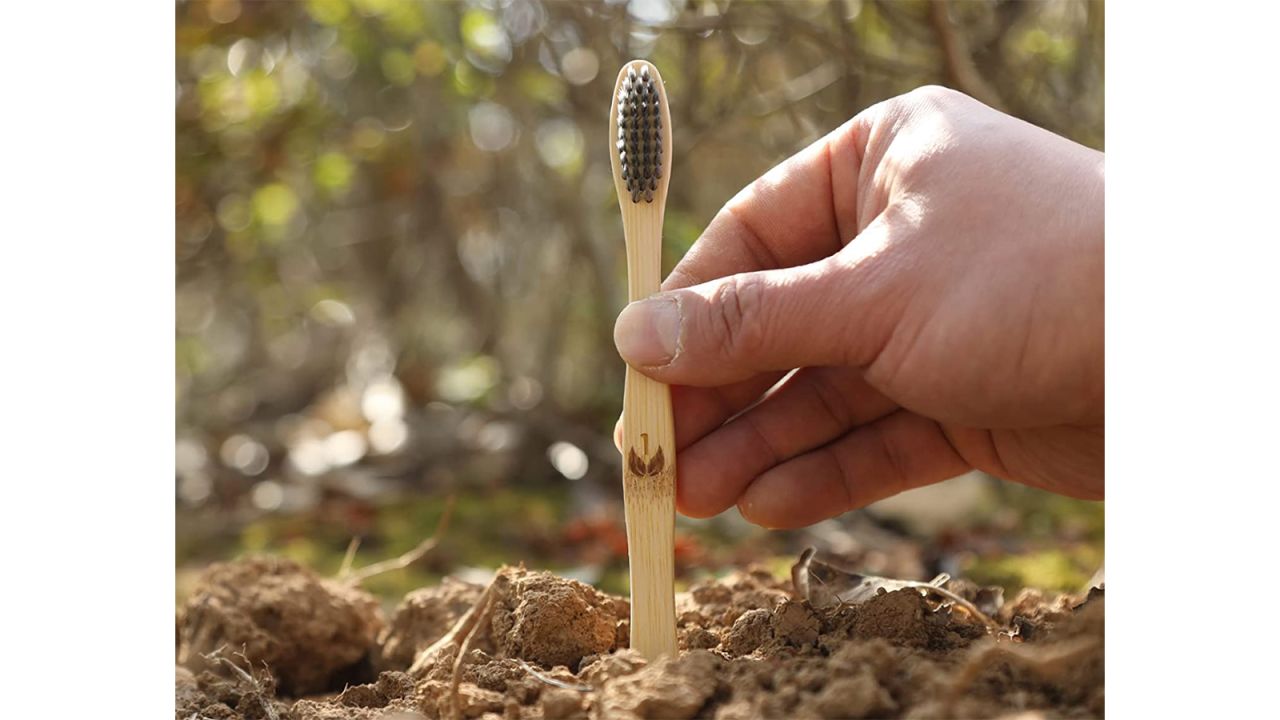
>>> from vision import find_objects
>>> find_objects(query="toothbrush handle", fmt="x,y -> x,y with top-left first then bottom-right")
621,364 -> 677,660
619,202 -> 676,659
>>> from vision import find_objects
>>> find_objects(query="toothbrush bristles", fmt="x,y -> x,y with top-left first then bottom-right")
618,64 -> 662,204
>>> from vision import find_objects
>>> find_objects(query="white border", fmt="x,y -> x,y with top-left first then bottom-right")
0,3 -> 172,715
1108,1 -> 1280,714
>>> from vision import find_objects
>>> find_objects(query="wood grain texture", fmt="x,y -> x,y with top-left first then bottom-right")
609,59 -> 677,661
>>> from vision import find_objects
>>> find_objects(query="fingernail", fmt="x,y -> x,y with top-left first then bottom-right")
615,296 -> 681,367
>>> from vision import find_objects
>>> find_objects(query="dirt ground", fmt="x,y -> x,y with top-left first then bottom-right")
175,555 -> 1103,719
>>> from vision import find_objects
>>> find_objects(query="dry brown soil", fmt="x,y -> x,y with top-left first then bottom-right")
176,556 -> 1103,719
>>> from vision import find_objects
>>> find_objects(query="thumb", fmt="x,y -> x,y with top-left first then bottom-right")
613,244 -> 898,387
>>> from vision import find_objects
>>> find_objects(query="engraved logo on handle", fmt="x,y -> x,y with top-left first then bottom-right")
627,432 -> 665,477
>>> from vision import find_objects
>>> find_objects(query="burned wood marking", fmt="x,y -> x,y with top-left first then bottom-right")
627,432 -> 666,478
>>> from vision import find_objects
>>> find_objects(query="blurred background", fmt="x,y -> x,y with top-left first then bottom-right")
176,0 -> 1104,603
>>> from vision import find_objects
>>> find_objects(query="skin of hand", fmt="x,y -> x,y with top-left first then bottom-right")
612,85 -> 1104,530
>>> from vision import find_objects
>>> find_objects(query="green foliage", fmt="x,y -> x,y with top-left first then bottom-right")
176,1 -> 1104,586
967,546 -> 1103,594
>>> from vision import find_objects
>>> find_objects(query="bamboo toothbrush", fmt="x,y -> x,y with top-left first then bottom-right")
609,60 -> 677,661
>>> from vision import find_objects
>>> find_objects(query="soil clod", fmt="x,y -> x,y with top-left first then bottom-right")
177,556 -> 384,696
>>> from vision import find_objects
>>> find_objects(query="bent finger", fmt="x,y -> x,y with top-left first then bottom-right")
676,368 -> 897,518
736,410 -> 972,529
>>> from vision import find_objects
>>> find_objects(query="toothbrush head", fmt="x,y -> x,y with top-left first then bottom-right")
612,61 -> 669,205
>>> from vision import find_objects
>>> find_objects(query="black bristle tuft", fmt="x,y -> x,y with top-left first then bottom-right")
617,64 -> 663,204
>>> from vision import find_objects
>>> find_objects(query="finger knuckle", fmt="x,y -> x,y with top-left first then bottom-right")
871,422 -> 912,494
711,274 -> 768,362
905,84 -> 960,107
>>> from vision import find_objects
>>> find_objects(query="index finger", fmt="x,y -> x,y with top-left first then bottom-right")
645,115 -> 870,455
662,116 -> 866,292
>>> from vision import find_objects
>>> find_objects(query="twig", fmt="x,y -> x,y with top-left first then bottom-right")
448,578 -> 499,720
202,645 -> 280,720
409,570 -> 502,677
337,535 -> 361,579
344,495 -> 456,585
515,659 -> 592,693
916,583 -> 999,631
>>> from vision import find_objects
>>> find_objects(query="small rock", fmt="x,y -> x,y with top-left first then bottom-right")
490,567 -> 618,668
601,651 -> 720,719
721,608 -> 772,657
771,599 -> 820,647
579,648 -> 646,685
813,669 -> 895,718
456,684 -> 506,718
851,589 -> 930,647
540,687 -> 588,720
681,626 -> 720,650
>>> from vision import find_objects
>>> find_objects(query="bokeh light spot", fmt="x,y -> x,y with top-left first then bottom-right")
178,472 -> 213,506
361,377 -> 406,423
216,193 -> 252,232
314,151 -> 355,192
208,0 -> 242,25
220,434 -> 270,476
324,430 -> 368,467
369,419 -> 409,455
381,48 -> 416,86
352,117 -> 387,151
227,38 -> 258,77
251,480 -> 285,511
535,119 -> 584,173
438,356 -> 499,403
252,183 -> 299,226
561,47 -> 599,86
461,8 -> 511,63
310,299 -> 356,327
548,441 -> 589,480
468,102 -> 516,152
306,0 -> 350,26
414,41 -> 448,77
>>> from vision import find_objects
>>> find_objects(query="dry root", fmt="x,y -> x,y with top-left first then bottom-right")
202,645 -> 280,720
447,578 -> 499,720
341,495 -> 455,586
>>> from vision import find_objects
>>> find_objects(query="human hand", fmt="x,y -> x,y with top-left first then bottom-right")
612,86 -> 1104,529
